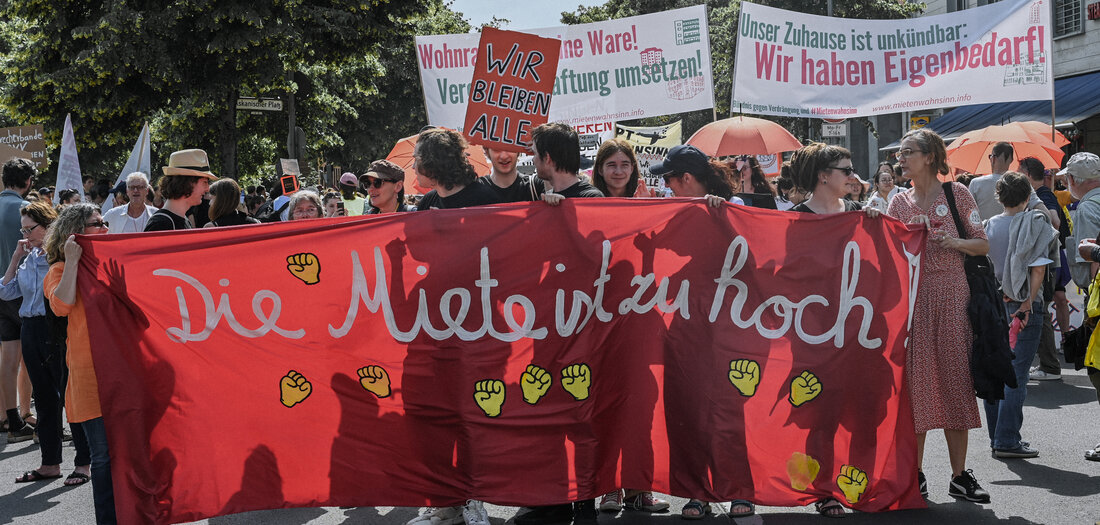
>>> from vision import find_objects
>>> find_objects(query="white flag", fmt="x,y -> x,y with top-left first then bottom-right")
101,122 -> 151,214
53,114 -> 83,205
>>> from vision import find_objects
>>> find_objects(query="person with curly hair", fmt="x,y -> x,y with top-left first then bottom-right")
413,128 -> 499,211
145,149 -> 217,231
42,203 -> 114,522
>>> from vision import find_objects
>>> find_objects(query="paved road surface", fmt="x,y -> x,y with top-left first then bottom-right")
1,363 -> 1097,524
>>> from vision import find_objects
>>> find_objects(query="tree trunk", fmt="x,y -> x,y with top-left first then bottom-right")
220,89 -> 238,179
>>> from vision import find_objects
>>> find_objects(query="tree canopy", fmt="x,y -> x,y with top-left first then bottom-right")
0,0 -> 469,185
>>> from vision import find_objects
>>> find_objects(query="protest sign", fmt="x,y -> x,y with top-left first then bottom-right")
54,115 -> 82,198
463,28 -> 561,152
615,121 -> 682,188
78,201 -> 925,524
0,125 -> 47,170
417,6 -> 714,130
732,0 -> 1053,118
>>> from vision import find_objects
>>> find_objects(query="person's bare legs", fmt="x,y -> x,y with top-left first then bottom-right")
1053,290 -> 1069,338
0,340 -> 21,422
17,355 -> 31,420
945,429 -> 968,476
916,431 -> 927,471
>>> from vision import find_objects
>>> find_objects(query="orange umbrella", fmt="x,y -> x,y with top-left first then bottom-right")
384,132 -> 492,195
686,116 -> 802,157
1014,120 -> 1070,147
946,122 -> 1065,174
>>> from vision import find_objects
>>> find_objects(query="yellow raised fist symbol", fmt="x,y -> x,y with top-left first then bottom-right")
279,370 -> 312,408
286,253 -> 321,285
357,365 -> 391,398
786,451 -> 821,491
561,363 -> 591,401
728,359 -> 760,397
789,370 -> 822,407
521,365 -> 552,405
837,465 -> 868,505
473,379 -> 505,417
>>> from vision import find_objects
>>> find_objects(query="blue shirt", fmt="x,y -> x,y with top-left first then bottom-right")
0,248 -> 49,317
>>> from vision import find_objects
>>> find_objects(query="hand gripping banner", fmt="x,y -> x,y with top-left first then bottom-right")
75,200 -> 926,523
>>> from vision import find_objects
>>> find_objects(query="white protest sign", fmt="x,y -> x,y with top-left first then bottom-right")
731,0 -> 1052,118
416,6 -> 714,129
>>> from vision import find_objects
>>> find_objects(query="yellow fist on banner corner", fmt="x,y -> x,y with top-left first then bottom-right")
279,370 -> 311,408
521,364 -> 552,404
287,253 -> 321,285
837,465 -> 868,505
357,365 -> 391,398
786,451 -> 821,491
789,370 -> 822,407
473,379 -> 505,417
728,359 -> 760,397
561,363 -> 591,401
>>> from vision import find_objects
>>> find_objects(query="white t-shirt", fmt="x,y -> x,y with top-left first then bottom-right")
102,204 -> 158,234
968,173 -> 1042,221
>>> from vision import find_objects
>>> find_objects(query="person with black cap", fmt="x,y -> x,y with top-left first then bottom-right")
363,160 -> 414,214
102,173 -> 157,234
648,145 -> 741,208
145,149 -> 218,231
338,172 -> 366,216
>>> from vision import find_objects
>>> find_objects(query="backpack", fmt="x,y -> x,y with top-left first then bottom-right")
254,199 -> 289,223
942,183 -> 1017,400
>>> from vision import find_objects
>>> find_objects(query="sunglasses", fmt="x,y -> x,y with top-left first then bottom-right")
661,173 -> 684,184
362,178 -> 390,189
86,220 -> 108,229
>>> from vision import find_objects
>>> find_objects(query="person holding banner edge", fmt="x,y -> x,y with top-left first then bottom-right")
887,128 -> 992,504
42,203 -> 114,523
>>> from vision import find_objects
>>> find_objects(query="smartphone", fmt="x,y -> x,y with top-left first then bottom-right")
336,201 -> 346,216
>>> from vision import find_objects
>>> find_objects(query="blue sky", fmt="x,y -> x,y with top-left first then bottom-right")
448,0 -> 606,31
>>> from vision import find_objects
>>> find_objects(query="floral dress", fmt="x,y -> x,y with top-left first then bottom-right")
887,182 -> 984,432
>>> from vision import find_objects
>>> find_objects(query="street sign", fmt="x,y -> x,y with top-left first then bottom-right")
236,97 -> 284,112
822,122 -> 847,137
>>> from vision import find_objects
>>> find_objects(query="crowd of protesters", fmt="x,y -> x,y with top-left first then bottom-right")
0,120 -> 1097,525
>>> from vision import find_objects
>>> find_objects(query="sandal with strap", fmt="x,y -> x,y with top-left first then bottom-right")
815,497 -> 846,518
15,470 -> 62,483
64,472 -> 90,486
680,499 -> 712,520
729,499 -> 755,517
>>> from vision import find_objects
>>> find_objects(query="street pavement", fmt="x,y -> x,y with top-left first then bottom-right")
0,364 -> 1097,524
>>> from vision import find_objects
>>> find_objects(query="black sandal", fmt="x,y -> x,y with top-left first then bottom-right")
15,470 -> 62,483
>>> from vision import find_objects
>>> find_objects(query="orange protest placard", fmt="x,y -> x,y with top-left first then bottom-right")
463,27 -> 561,153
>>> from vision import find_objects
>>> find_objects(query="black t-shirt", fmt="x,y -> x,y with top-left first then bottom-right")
476,174 -> 546,203
415,190 -> 442,211
417,183 -> 501,211
556,180 -> 605,199
144,209 -> 193,231
790,199 -> 862,214
208,210 -> 259,227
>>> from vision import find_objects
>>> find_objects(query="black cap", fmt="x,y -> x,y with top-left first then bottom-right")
109,180 -> 128,194
649,145 -> 709,177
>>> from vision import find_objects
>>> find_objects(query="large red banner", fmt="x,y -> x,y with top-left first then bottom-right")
76,199 -> 926,524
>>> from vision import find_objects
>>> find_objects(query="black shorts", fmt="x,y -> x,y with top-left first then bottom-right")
0,298 -> 22,342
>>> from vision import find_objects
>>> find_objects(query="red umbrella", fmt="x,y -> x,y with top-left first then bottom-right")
385,132 -> 492,195
686,116 -> 802,157
946,122 -> 1065,174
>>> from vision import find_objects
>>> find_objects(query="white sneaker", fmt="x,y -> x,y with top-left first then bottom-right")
462,500 -> 490,525
1029,369 -> 1061,381
406,506 -> 464,525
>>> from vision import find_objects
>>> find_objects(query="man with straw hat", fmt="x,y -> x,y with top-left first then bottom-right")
145,149 -> 218,232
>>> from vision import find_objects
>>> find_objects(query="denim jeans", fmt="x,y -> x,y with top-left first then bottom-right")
984,299 -> 1043,450
81,417 -> 116,524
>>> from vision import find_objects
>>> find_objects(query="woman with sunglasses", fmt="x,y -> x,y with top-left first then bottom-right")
42,203 -> 114,522
789,143 -> 867,215
363,160 -> 414,214
887,128 -> 991,505
2,201 -> 92,486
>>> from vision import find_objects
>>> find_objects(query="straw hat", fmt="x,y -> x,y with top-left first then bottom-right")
162,149 -> 218,179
